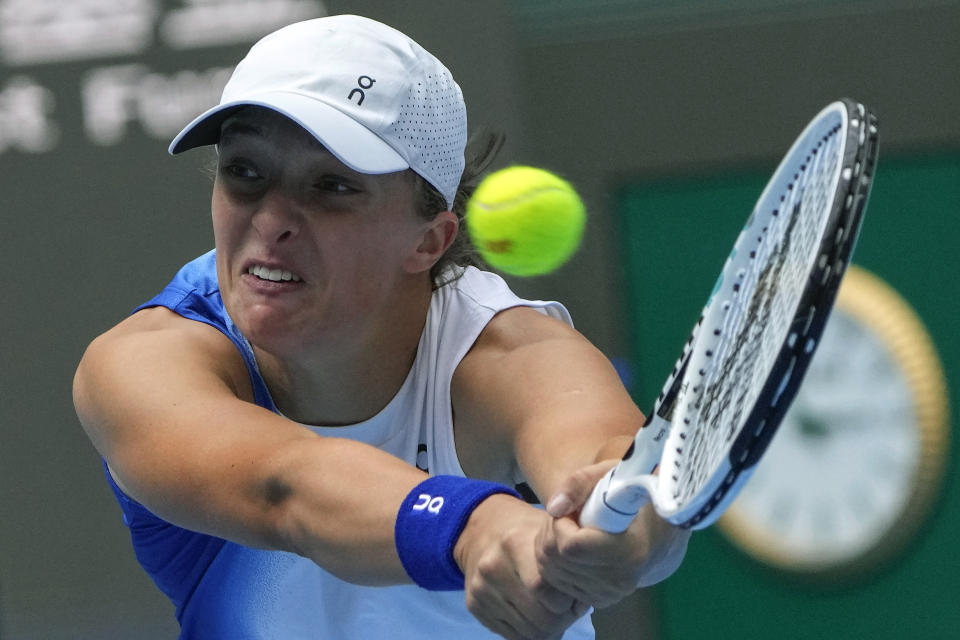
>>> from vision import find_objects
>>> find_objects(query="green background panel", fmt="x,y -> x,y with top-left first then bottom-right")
617,155 -> 959,639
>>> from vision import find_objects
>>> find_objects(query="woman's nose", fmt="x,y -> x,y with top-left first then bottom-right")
251,190 -> 300,244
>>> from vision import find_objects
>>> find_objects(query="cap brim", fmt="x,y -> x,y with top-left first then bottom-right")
168,91 -> 409,175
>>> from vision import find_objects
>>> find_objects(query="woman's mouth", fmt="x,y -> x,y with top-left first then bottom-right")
247,264 -> 302,282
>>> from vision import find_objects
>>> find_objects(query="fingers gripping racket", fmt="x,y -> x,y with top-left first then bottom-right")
581,99 -> 879,533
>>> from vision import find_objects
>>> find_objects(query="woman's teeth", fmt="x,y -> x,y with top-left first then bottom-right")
248,265 -> 301,282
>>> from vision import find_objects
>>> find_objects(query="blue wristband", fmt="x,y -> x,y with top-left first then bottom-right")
394,475 -> 521,591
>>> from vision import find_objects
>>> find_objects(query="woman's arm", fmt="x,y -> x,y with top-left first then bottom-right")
75,306 -> 586,639
74,307 -> 428,585
452,306 -> 690,605
452,305 -> 644,500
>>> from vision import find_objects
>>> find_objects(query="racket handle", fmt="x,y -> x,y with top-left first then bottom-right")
579,467 -> 653,533
579,413 -> 669,532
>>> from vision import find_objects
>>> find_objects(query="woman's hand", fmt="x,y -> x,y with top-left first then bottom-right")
454,494 -> 591,640
535,461 -> 691,608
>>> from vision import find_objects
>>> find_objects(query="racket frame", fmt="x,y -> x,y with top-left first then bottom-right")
580,99 -> 879,533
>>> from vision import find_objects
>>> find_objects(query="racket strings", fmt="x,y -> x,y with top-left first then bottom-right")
668,124 -> 846,506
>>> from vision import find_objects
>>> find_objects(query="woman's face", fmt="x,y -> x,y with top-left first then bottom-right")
211,108 -> 432,357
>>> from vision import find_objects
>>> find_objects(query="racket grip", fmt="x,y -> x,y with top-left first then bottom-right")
579,467 -> 652,533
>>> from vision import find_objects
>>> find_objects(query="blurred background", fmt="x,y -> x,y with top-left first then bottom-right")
1,0 -> 957,638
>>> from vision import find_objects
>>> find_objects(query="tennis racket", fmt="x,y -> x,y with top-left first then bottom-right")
580,99 -> 879,533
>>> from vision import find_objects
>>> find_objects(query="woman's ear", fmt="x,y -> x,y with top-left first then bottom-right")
405,211 -> 459,274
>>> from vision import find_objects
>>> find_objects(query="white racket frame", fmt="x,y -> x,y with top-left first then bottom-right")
581,100 -> 877,533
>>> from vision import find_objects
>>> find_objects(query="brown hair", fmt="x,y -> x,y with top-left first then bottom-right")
414,131 -> 505,287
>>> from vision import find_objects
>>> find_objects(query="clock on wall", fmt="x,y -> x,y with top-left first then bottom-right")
716,264 -> 950,578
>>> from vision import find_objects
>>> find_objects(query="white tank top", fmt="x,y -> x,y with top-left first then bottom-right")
291,267 -> 594,639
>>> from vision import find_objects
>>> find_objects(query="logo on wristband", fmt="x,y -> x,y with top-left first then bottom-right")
413,493 -> 444,514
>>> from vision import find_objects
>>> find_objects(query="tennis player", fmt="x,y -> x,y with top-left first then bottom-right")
73,15 -> 689,640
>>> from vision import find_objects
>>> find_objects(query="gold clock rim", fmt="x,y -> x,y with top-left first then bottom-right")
716,264 -> 951,576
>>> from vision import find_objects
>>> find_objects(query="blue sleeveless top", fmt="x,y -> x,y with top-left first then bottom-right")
104,250 -> 264,622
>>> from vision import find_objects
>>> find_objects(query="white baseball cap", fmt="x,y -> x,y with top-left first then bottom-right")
169,14 -> 467,209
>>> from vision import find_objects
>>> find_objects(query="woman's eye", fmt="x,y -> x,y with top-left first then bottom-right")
224,164 -> 260,180
315,178 -> 357,194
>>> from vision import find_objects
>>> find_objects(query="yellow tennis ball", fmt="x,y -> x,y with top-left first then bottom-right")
465,166 -> 586,277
